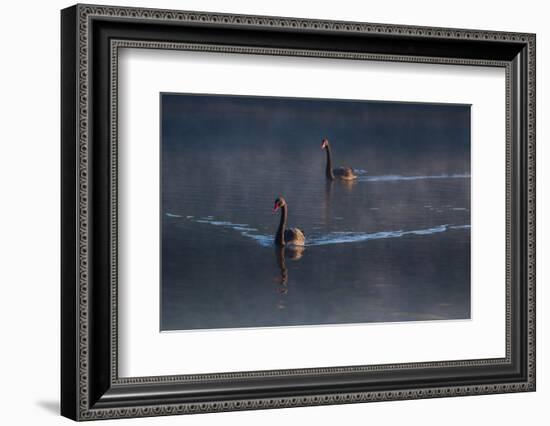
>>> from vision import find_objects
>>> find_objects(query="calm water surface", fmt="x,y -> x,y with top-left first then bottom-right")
161,94 -> 471,331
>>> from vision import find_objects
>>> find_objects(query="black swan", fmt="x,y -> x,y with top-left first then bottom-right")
272,197 -> 306,246
321,137 -> 357,180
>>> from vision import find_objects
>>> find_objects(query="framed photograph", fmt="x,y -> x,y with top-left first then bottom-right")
61,4 -> 536,421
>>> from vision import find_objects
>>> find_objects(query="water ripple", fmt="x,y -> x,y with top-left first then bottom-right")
167,213 -> 470,248
308,224 -> 470,246
358,173 -> 471,182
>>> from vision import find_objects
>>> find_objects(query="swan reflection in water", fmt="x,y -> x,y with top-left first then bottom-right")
322,179 -> 357,225
274,244 -> 305,309
324,178 -> 357,201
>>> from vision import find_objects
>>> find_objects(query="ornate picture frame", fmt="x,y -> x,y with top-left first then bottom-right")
61,4 -> 535,421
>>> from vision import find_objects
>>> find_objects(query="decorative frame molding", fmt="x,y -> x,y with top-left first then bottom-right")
61,3 -> 535,421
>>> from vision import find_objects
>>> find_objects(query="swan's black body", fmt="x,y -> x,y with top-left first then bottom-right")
273,197 -> 306,246
321,138 -> 357,181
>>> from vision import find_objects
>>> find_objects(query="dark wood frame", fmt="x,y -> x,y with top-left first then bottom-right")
61,3 -> 536,421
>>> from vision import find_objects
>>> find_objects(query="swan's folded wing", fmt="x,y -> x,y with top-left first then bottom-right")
285,228 -> 306,245
334,167 -> 357,178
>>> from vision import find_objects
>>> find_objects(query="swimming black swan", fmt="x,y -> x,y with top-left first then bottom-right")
321,137 -> 357,180
272,197 -> 306,246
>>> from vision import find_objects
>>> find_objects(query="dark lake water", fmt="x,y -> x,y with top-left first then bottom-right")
161,94 -> 471,331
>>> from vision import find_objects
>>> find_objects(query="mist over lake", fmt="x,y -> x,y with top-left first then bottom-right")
161,93 -> 471,331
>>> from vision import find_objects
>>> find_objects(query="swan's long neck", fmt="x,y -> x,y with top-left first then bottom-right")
275,205 -> 287,246
325,145 -> 335,180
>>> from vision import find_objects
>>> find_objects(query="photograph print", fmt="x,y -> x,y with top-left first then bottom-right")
161,93 -> 471,331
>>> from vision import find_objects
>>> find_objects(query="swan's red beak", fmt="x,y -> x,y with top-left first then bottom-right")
321,139 -> 328,149
272,203 -> 279,213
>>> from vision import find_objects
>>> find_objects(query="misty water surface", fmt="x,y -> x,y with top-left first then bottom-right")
161,94 -> 471,331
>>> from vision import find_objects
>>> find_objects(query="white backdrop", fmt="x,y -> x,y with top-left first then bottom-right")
119,50 -> 505,377
0,0 -> 547,425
